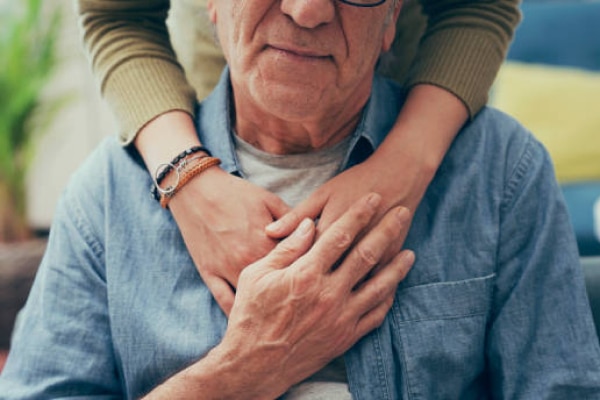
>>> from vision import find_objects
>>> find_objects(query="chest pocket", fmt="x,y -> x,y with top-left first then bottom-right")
390,274 -> 495,400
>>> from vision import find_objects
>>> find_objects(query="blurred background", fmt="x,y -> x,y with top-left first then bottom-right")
0,0 -> 599,370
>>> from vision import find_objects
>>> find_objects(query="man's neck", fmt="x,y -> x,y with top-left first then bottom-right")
230,81 -> 367,155
234,113 -> 361,155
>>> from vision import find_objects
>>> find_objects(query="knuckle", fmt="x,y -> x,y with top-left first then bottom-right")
383,217 -> 402,238
355,243 -> 378,267
353,203 -> 375,224
289,266 -> 320,296
331,229 -> 353,250
369,281 -> 387,302
318,289 -> 338,309
277,239 -> 301,257
372,279 -> 397,305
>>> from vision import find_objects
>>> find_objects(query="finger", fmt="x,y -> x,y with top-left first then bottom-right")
206,275 -> 237,316
379,238 -> 408,268
379,208 -> 413,266
264,193 -> 291,221
336,206 -> 411,289
262,218 -> 316,270
265,191 -> 328,239
303,193 -> 381,273
354,294 -> 394,342
313,199 -> 343,235
352,250 -> 415,336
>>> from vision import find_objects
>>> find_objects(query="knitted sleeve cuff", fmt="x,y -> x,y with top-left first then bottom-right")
404,27 -> 506,119
102,58 -> 197,145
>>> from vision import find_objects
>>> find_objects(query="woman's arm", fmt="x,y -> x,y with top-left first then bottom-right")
406,0 -> 521,116
266,83 -> 467,254
77,0 -> 196,145
76,0 -> 521,312
268,0 -> 522,250
77,0 -> 290,314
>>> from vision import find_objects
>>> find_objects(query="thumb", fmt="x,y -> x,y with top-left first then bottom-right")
263,218 -> 316,270
265,192 -> 328,239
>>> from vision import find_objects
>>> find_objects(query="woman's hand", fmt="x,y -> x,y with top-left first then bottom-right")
135,111 -> 290,315
266,84 -> 468,262
266,149 -> 424,265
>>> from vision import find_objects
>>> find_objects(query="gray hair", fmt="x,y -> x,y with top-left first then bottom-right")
384,0 -> 400,27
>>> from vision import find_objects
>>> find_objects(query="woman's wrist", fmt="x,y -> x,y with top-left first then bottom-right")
382,84 -> 467,172
134,110 -> 202,173
368,84 -> 468,210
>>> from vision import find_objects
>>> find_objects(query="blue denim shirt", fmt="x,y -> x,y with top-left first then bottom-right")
2,71 -> 600,399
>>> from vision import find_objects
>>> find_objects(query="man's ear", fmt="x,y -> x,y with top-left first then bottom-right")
207,0 -> 217,24
382,0 -> 402,52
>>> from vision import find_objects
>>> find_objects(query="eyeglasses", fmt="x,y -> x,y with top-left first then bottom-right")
338,0 -> 387,7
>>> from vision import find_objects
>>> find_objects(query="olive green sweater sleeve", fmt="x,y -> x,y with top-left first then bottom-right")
76,0 -> 520,144
406,0 -> 521,118
76,0 -> 197,144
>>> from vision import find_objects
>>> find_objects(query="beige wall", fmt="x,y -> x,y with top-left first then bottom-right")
25,1 -> 115,229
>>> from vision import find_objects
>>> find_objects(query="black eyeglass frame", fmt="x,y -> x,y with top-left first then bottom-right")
338,0 -> 387,7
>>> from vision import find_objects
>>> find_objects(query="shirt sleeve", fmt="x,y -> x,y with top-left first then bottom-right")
404,0 -> 521,118
76,0 -> 197,145
0,185 -> 121,398
487,134 -> 600,397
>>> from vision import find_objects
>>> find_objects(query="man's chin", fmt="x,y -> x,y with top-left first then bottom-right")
251,83 -> 329,121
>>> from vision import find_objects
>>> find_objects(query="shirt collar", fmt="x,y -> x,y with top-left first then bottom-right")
196,67 -> 405,173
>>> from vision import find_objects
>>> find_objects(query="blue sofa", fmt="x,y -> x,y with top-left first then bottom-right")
503,0 -> 600,336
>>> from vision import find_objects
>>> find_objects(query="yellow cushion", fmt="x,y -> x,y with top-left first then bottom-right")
490,62 -> 600,183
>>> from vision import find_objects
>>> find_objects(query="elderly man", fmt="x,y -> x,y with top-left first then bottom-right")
2,0 -> 600,398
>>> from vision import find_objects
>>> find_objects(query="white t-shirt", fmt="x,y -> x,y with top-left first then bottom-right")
235,134 -> 354,399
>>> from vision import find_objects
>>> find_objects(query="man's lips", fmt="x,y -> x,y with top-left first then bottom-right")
267,44 -> 332,60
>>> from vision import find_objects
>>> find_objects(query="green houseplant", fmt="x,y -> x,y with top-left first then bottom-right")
0,0 -> 62,241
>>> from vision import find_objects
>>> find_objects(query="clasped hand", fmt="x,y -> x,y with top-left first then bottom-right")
210,192 -> 414,398
169,161 -> 416,315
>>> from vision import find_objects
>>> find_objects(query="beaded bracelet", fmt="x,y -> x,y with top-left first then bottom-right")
159,156 -> 222,208
150,146 -> 213,201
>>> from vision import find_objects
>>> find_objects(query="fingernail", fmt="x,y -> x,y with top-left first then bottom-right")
293,218 -> 313,237
401,250 -> 415,264
396,207 -> 410,224
266,220 -> 281,232
367,193 -> 381,208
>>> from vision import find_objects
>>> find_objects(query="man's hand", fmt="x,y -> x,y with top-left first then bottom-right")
169,167 -> 290,314
146,193 -> 414,399
215,193 -> 414,399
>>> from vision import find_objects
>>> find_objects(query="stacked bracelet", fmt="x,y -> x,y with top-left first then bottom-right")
150,146 -> 213,201
159,156 -> 221,208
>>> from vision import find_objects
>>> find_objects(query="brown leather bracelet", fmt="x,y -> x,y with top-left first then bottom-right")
159,156 -> 221,208
151,146 -> 213,201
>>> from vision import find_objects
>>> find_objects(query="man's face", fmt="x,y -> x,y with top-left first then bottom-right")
208,0 -> 400,123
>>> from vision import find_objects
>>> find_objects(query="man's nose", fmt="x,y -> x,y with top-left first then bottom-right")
280,0 -> 335,29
